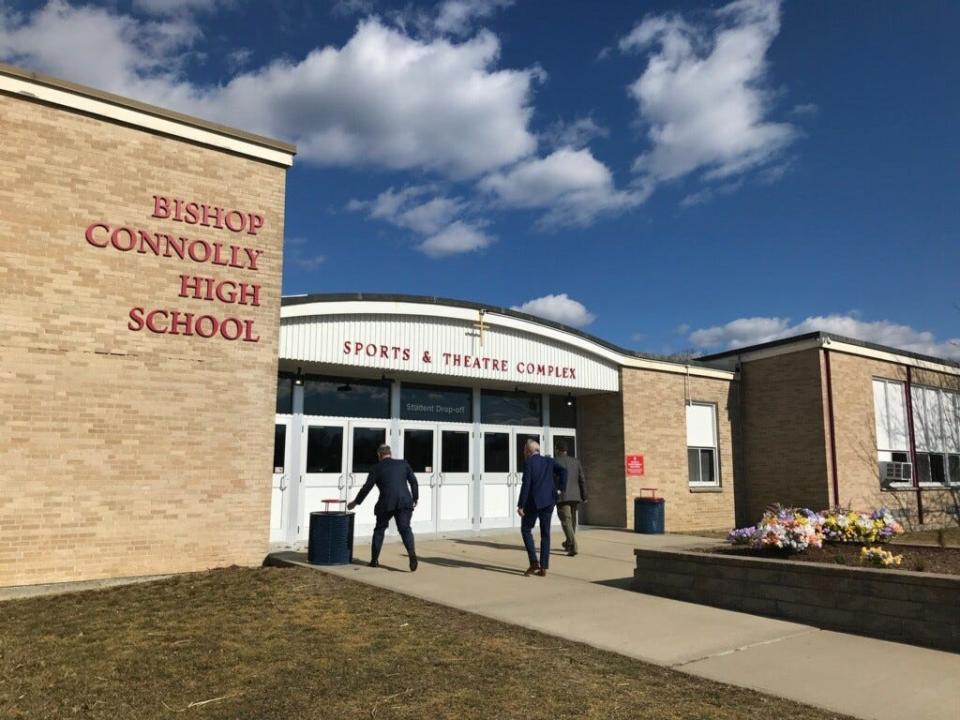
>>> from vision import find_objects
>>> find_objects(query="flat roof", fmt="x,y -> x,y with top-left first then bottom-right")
0,62 -> 296,164
699,331 -> 960,370
282,292 -> 717,370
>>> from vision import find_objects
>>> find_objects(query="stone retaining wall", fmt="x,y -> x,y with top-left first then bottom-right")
633,547 -> 960,653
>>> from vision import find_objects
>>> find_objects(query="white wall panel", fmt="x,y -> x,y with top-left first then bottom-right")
280,313 -> 620,392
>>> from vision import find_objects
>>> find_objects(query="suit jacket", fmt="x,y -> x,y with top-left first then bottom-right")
353,458 -> 419,515
555,454 -> 587,503
517,453 -> 567,511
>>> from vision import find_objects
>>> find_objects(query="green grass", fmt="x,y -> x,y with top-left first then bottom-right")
0,566 -> 853,720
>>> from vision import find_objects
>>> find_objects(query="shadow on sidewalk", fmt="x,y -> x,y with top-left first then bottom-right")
591,577 -> 634,590
451,538 -> 569,556
419,555 -> 527,577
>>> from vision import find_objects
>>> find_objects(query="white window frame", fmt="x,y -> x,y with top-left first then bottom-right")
911,383 -> 960,488
873,378 -> 912,489
686,401 -> 720,488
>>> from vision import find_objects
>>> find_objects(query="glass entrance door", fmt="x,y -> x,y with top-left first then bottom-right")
345,422 -> 391,536
402,426 -> 438,534
437,427 -> 473,531
401,424 -> 474,534
479,428 -> 541,529
299,422 -> 347,540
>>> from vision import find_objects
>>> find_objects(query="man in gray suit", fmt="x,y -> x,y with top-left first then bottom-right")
554,441 -> 587,556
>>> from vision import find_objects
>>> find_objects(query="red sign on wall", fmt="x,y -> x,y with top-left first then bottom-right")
625,454 -> 645,476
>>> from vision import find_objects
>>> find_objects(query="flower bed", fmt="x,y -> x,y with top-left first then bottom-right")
716,542 -> 960,576
726,506 -> 907,568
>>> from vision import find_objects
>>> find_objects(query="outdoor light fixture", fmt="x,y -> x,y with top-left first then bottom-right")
294,367 -> 303,386
566,393 -> 574,407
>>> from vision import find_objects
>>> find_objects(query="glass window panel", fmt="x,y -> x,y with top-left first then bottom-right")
481,390 -> 542,426
352,427 -> 386,473
442,431 -> 470,473
686,403 -> 716,448
872,380 -> 890,450
484,433 -> 509,473
886,381 -> 909,451
404,430 -> 434,473
273,424 -> 286,472
276,375 -> 293,414
912,386 -> 935,452
515,433 -> 541,473
929,453 -> 946,484
306,426 -> 343,473
400,384 -> 472,423
948,455 -> 960,485
549,395 -> 577,428
687,448 -> 700,485
700,448 -> 716,485
553,435 -> 576,458
941,391 -> 959,453
303,377 -> 390,419
915,452 -> 932,484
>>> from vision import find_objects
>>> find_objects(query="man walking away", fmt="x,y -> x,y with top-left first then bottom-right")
517,439 -> 567,577
347,445 -> 419,572
554,441 -> 587,556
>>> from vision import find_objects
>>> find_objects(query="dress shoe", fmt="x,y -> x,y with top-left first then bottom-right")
368,561 -> 380,568
567,549 -> 578,557
561,541 -> 570,551
535,568 -> 547,577
523,564 -> 541,576
409,555 -> 418,572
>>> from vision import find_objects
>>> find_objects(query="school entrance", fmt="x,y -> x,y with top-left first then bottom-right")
270,376 -> 581,543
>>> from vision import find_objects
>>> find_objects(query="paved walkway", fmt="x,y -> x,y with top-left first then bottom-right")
272,527 -> 960,720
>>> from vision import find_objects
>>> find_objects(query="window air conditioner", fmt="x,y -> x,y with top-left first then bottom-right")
879,461 -> 912,485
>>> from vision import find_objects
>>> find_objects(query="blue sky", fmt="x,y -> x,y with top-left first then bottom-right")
3,0 -> 958,358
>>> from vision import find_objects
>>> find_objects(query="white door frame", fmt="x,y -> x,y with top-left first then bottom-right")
435,423 -> 474,532
298,419 -> 349,541
344,420 -> 392,537
479,425 -> 515,529
270,416 -> 293,543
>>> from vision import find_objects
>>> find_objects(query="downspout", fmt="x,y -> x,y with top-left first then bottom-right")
904,365 -> 925,525
823,347 -> 841,507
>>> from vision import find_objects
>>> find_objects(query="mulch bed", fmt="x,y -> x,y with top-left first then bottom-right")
716,543 -> 960,575
0,566 -> 855,720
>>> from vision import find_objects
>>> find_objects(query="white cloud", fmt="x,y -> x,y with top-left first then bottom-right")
349,186 -> 491,258
434,0 -> 514,36
0,5 -> 541,178
133,0 -> 224,15
512,293 -> 596,328
687,314 -> 960,360
479,147 -> 645,227
542,115 -> 609,150
621,0 -> 796,195
418,221 -> 494,258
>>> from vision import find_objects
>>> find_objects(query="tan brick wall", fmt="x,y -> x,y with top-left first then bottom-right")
619,369 -> 738,532
0,93 -> 288,586
828,352 -> 960,529
578,387 -> 626,527
739,350 -> 831,522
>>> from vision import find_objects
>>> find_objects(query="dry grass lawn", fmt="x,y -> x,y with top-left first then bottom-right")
0,566 -> 853,720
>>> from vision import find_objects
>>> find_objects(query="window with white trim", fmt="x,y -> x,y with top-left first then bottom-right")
911,384 -> 960,486
872,378 -> 960,487
686,402 -> 719,487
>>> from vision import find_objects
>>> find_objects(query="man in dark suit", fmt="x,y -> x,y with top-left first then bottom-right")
517,439 -> 567,576
347,444 -> 419,571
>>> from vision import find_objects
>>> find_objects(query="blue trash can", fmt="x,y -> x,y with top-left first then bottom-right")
308,501 -> 355,565
634,489 -> 665,534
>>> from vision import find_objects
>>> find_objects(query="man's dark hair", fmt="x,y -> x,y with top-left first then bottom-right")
556,441 -> 568,454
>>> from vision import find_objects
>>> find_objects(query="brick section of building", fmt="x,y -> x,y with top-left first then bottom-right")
580,368 -> 738,532
827,352 -> 960,528
579,387 -> 626,528
738,350 -> 832,523
0,92 -> 288,586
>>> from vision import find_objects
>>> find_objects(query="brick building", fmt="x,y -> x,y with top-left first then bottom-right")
0,63 -> 295,587
2,63 -> 958,589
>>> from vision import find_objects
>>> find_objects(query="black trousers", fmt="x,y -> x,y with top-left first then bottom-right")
371,508 -> 416,564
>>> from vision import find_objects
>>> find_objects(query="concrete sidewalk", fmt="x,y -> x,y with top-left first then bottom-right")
272,527 -> 960,720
